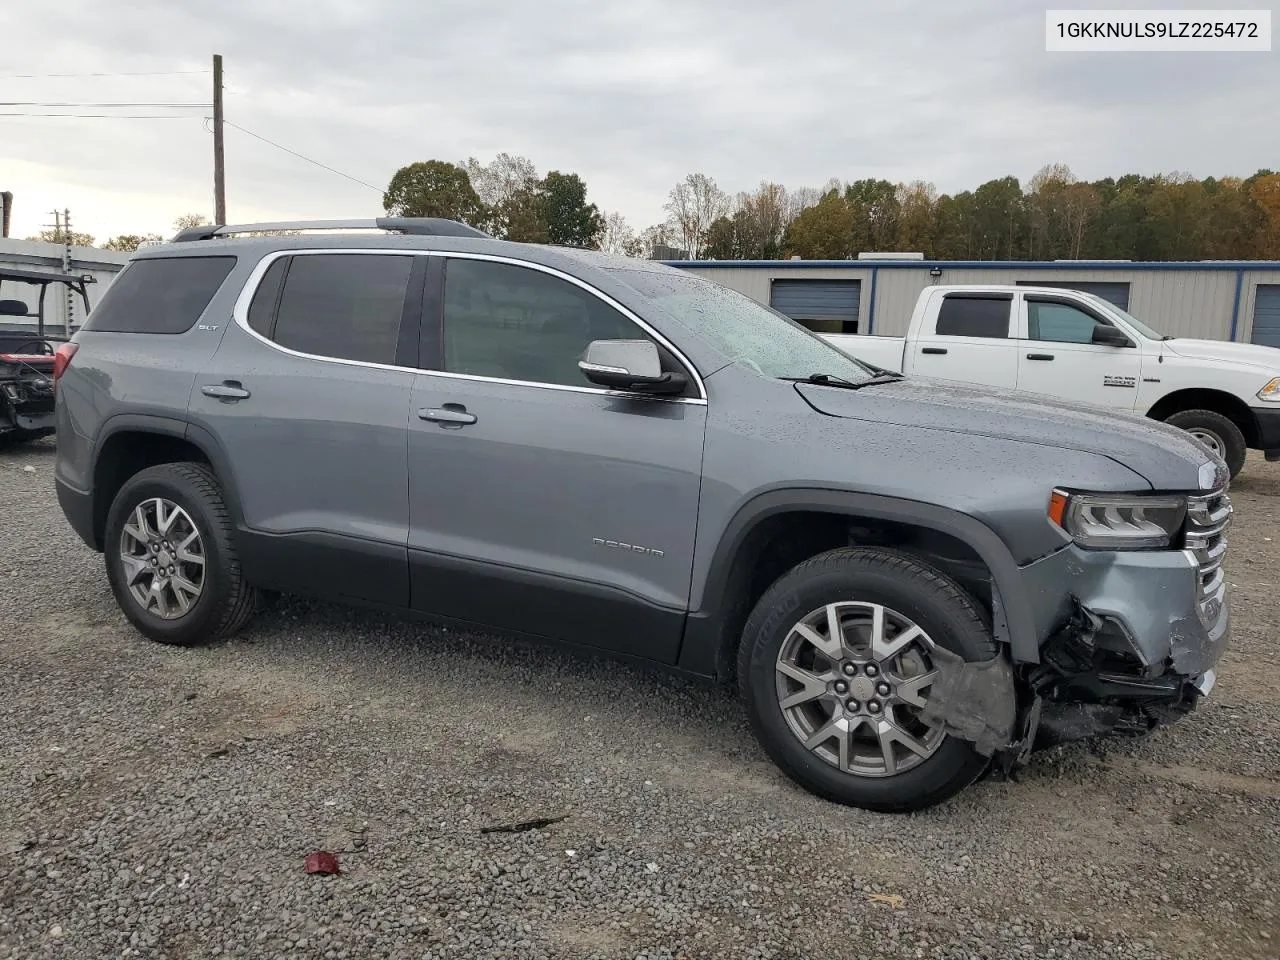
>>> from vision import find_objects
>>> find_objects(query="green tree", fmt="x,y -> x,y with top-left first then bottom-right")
844,179 -> 899,252
969,177 -> 1025,259
383,160 -> 488,226
27,228 -> 95,246
103,234 -> 163,252
1250,173 -> 1280,258
781,190 -> 855,259
933,191 -> 977,259
702,214 -> 744,260
541,171 -> 601,247
895,180 -> 938,254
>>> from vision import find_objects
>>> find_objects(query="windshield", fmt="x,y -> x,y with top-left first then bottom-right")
1081,292 -> 1167,340
609,268 -> 877,382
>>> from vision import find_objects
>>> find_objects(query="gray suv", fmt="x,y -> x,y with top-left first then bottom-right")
53,218 -> 1232,812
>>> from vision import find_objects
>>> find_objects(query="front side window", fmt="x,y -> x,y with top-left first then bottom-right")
266,254 -> 412,365
442,258 -> 648,387
1027,300 -> 1108,344
607,267 -> 876,382
934,296 -> 1011,339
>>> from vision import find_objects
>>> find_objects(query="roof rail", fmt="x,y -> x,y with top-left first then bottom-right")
170,217 -> 490,243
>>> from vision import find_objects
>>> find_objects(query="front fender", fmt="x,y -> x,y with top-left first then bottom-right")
676,486 -> 1043,679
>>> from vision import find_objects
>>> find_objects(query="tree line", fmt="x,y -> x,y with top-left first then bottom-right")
382,157 -> 1280,262
35,161 -> 1280,261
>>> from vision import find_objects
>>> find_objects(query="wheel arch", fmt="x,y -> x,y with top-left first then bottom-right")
1145,388 -> 1259,447
677,488 -> 1040,682
90,415 -> 242,551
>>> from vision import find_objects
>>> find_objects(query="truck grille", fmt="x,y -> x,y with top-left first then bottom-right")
1185,490 -> 1231,625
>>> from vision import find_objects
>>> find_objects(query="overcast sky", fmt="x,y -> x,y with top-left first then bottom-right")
4,0 -> 1276,242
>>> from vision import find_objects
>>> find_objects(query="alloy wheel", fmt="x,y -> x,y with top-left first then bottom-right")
118,497 -> 206,619
775,601 -> 944,777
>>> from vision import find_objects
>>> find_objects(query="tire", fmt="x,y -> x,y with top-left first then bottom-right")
737,547 -> 998,813
103,462 -> 257,646
1164,409 -> 1246,479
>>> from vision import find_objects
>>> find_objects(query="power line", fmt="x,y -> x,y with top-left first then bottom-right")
0,101 -> 209,107
223,120 -> 383,193
0,70 -> 209,79
0,112 -> 201,118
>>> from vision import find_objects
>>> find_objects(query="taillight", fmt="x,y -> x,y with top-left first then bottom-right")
53,342 -> 78,383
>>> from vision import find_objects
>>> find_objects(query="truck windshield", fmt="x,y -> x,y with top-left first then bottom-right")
1081,293 -> 1169,340
611,268 -> 876,382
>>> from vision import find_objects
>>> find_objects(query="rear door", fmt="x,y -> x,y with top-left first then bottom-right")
1014,293 -> 1143,410
906,292 -> 1018,388
404,254 -> 707,663
188,250 -> 424,606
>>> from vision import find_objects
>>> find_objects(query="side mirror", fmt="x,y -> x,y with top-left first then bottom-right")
579,339 -> 687,395
1092,323 -> 1132,347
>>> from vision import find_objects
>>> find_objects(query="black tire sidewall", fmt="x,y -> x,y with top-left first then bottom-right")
1166,409 -> 1246,478
741,553 -> 995,811
103,467 -> 233,645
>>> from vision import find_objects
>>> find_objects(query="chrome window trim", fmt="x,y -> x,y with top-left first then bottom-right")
230,248 -> 708,405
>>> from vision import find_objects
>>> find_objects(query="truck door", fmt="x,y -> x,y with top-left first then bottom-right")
905,292 -> 1018,389
1014,294 -> 1143,411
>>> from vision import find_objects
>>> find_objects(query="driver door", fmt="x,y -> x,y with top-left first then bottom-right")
405,255 -> 708,664
1014,294 -> 1143,411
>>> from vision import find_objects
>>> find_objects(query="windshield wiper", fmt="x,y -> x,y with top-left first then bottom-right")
785,372 -> 905,390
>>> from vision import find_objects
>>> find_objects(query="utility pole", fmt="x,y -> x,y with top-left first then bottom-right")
213,53 -> 225,224
62,208 -> 75,332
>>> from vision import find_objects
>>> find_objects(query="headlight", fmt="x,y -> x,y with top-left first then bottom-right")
1048,490 -> 1186,549
1258,377 -> 1280,402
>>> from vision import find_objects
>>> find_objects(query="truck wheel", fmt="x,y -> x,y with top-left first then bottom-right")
737,547 -> 998,813
103,462 -> 257,646
1164,409 -> 1246,479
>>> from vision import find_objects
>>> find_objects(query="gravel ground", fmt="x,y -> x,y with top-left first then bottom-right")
1,439 -> 1277,960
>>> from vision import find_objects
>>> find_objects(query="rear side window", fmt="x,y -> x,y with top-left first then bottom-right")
265,254 -> 413,365
247,258 -> 287,337
934,296 -> 1011,339
82,256 -> 236,334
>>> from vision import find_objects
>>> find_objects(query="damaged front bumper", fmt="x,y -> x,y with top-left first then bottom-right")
922,525 -> 1233,772
1016,529 -> 1231,748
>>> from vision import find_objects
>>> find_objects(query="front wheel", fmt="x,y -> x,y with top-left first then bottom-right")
1164,409 -> 1246,479
103,462 -> 257,646
737,547 -> 999,812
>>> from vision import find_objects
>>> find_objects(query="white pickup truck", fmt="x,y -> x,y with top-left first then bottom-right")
822,284 -> 1280,479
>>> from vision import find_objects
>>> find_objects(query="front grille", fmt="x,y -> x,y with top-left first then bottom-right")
1185,489 -> 1231,625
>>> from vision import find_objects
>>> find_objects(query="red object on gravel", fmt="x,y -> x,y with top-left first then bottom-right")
304,851 -> 341,875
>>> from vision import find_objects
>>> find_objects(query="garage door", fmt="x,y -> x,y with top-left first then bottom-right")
1251,285 -> 1280,349
770,279 -> 860,334
1016,280 -> 1130,310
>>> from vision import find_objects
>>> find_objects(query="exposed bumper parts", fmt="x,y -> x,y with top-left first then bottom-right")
1028,599 -> 1219,746
971,487 -> 1233,768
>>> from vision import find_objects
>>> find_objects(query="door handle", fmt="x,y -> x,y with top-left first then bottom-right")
201,381 -> 250,401
419,403 -> 477,427
1026,353 -> 1055,361
921,347 -> 948,355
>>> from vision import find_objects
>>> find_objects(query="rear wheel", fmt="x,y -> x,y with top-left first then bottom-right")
738,547 -> 999,812
104,462 -> 257,646
1164,409 -> 1246,479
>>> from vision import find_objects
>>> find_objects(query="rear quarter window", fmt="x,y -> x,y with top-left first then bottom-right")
82,256 -> 237,334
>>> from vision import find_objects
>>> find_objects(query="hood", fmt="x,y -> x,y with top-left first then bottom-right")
1163,338 -> 1280,371
795,377 -> 1223,491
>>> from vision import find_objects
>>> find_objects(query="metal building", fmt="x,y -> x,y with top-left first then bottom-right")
0,239 -> 129,336
667,258 -> 1280,347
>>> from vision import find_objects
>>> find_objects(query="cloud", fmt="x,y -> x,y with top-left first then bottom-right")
2,0 -> 1275,241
